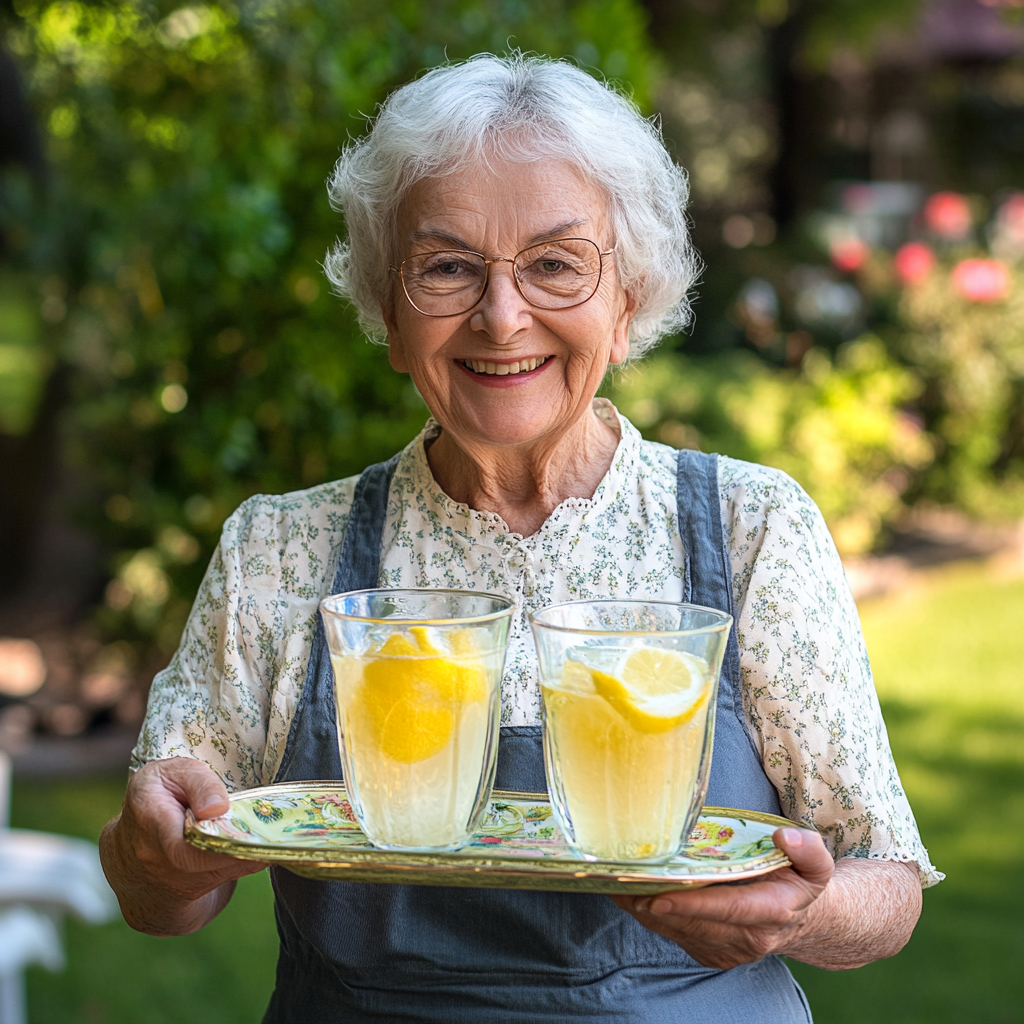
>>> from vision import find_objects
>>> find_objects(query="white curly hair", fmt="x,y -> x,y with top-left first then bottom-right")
324,52 -> 699,358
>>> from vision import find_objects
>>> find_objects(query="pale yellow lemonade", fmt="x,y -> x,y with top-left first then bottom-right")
542,647 -> 712,861
331,626 -> 500,848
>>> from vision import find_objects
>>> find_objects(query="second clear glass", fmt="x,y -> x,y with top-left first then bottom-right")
530,600 -> 733,863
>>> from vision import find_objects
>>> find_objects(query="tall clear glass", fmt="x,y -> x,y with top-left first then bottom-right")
530,600 -> 732,863
321,589 -> 513,851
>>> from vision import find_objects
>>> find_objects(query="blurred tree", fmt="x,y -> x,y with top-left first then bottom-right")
0,0 -> 658,653
2,0 -> 1021,685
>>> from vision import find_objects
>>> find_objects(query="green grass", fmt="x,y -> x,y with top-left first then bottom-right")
12,781 -> 278,1024
11,561 -> 1024,1022
788,563 -> 1024,1023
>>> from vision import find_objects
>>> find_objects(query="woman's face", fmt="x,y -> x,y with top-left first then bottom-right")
384,158 -> 635,452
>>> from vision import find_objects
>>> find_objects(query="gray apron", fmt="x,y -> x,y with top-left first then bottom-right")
263,450 -> 812,1022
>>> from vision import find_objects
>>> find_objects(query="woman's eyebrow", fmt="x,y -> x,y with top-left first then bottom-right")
409,229 -> 474,250
408,219 -> 591,252
526,219 -> 589,245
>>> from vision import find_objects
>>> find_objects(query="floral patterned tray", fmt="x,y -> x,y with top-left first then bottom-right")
185,782 -> 793,894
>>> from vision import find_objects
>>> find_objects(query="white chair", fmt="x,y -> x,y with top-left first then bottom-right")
0,751 -> 118,1024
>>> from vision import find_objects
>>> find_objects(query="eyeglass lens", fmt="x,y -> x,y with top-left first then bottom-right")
400,238 -> 604,316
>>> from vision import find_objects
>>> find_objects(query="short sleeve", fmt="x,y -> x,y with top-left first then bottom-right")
131,477 -> 358,789
720,457 -> 942,888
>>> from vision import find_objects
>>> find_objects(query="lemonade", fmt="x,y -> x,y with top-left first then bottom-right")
542,646 -> 713,861
331,626 -> 501,849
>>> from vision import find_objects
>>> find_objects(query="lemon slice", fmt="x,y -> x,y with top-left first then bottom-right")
375,694 -> 455,762
589,648 -> 710,734
358,627 -> 488,763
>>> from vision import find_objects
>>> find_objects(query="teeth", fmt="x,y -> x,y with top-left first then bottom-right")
464,357 -> 547,376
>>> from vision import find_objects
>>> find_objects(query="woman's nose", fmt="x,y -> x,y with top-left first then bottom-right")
469,263 -> 531,342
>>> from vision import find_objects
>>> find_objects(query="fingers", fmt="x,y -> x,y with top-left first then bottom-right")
154,758 -> 231,819
771,827 -> 835,890
612,828 -> 833,926
605,828 -> 838,969
120,758 -> 264,884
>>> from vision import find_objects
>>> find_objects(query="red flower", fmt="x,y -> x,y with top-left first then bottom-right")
924,192 -> 971,239
951,259 -> 1010,302
830,238 -> 868,273
894,243 -> 936,286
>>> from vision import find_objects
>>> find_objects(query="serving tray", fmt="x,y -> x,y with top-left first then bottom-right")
185,781 -> 793,894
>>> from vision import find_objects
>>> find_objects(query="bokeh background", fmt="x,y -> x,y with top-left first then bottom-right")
0,0 -> 1022,1021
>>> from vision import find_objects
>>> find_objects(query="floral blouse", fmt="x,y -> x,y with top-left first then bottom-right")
133,401 -> 941,886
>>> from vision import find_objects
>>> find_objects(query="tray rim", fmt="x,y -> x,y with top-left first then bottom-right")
185,780 -> 794,890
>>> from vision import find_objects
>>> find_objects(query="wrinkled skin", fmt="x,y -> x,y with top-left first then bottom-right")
100,757 -> 266,936
611,827 -> 921,970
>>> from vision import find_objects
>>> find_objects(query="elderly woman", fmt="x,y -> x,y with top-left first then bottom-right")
100,54 -> 939,1022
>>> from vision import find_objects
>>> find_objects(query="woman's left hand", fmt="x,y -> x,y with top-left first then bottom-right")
611,826 -> 921,971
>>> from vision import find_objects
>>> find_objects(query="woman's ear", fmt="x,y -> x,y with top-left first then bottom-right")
609,292 -> 638,366
382,304 -> 409,373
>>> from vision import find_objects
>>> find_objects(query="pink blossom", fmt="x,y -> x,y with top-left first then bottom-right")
830,238 -> 868,273
924,192 -> 972,238
951,258 -> 1010,302
894,242 -> 936,286
998,193 -> 1024,232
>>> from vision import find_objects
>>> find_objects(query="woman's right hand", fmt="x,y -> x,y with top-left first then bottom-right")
99,757 -> 268,936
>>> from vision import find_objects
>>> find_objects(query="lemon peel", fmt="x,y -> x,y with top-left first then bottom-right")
565,648 -> 710,734
358,628 -> 488,763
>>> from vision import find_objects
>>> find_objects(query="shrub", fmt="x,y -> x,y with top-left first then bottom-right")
608,336 -> 934,554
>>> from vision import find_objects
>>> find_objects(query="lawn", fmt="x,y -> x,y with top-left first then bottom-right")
788,561 -> 1024,1024
12,560 -> 1024,1023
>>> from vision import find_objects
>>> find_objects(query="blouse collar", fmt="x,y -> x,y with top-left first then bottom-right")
393,399 -> 643,542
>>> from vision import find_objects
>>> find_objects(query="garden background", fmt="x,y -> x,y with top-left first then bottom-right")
0,0 -> 1022,1021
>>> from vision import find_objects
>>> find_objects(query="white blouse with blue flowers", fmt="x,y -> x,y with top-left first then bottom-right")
133,400 -> 941,886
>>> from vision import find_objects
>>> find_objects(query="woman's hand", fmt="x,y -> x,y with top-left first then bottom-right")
610,827 -> 922,971
99,757 -> 268,937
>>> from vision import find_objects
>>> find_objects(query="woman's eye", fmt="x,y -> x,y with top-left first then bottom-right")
421,257 -> 475,277
525,257 -> 571,276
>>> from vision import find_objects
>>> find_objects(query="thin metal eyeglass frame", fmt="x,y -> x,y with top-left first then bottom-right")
389,238 -> 616,317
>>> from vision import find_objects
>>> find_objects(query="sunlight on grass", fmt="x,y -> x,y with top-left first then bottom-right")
789,559 -> 1024,1024
864,563 -> 1024,715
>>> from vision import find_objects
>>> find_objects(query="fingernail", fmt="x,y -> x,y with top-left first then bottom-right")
195,798 -> 224,816
650,898 -> 672,915
781,827 -> 805,847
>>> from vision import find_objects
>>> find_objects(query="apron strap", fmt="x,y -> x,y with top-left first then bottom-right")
274,455 -> 400,784
677,449 -> 781,813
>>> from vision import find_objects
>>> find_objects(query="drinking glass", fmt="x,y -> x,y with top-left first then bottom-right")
321,588 -> 513,851
530,600 -> 732,862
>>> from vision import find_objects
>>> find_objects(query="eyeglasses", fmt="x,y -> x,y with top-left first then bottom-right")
390,237 -> 615,317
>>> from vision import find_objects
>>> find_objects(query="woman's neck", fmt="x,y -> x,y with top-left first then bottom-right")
425,406 -> 620,537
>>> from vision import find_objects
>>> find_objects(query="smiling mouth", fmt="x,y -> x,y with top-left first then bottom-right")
460,356 -> 550,376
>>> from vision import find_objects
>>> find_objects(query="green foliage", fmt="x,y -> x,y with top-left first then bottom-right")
0,0 -> 658,650
608,337 -> 934,554
0,270 -> 50,433
897,267 -> 1024,519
